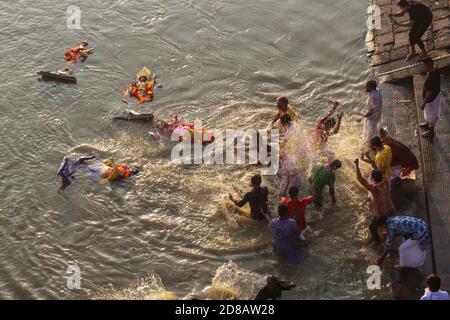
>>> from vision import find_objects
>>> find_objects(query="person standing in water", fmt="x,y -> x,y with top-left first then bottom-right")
311,101 -> 343,162
354,159 -> 395,243
255,275 -> 296,300
229,175 -> 270,221
362,80 -> 383,154
271,204 -> 304,264
308,159 -> 342,207
420,58 -> 442,138
389,0 -> 433,60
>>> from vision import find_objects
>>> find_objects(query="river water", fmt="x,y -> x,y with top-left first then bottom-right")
0,0 -> 390,299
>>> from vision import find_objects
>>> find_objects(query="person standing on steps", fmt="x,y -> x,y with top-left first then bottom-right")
420,58 -> 442,138
389,0 -> 433,61
362,80 -> 383,154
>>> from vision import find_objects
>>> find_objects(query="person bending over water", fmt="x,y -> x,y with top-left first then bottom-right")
389,0 -> 433,60
271,205 -> 304,264
255,275 -> 296,300
229,175 -> 271,221
374,215 -> 431,269
308,160 -> 342,207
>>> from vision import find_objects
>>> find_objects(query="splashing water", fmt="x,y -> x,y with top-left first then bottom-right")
95,273 -> 178,300
202,261 -> 267,300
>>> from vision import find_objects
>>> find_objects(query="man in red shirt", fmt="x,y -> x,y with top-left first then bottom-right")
281,186 -> 314,240
380,129 -> 419,179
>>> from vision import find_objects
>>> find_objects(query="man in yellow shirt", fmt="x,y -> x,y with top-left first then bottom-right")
362,136 -> 392,179
271,96 -> 299,126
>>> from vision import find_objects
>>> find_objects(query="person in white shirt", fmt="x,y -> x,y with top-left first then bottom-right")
420,274 -> 450,300
362,80 -> 383,154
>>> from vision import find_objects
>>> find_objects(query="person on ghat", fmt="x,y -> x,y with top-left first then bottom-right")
380,128 -> 419,180
419,58 -> 442,138
281,186 -> 314,240
362,136 -> 392,181
374,215 -> 431,269
229,175 -> 270,221
354,159 -> 395,243
308,159 -> 342,207
389,0 -> 433,61
362,80 -> 383,153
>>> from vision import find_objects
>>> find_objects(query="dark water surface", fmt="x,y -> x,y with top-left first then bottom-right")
0,0 -> 387,299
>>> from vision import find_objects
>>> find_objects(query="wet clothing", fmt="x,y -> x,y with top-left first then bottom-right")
407,3 -> 433,49
271,218 -> 303,263
375,145 -> 392,179
234,186 -> 270,220
385,216 -> 431,253
281,196 -> 314,231
310,163 -> 335,206
381,136 -> 419,172
420,290 -> 450,300
255,281 -> 294,300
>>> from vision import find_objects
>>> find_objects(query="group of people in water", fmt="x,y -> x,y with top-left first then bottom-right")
254,56 -> 445,300
256,0 -> 449,300
56,0 -> 448,299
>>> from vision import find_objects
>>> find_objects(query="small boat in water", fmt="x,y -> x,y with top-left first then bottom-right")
113,109 -> 154,121
37,70 -> 77,84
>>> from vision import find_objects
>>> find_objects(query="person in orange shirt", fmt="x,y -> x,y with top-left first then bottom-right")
281,186 -> 314,240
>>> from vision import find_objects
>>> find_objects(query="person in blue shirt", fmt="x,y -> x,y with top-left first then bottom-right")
374,215 -> 431,268
271,205 -> 304,264
420,274 -> 450,300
